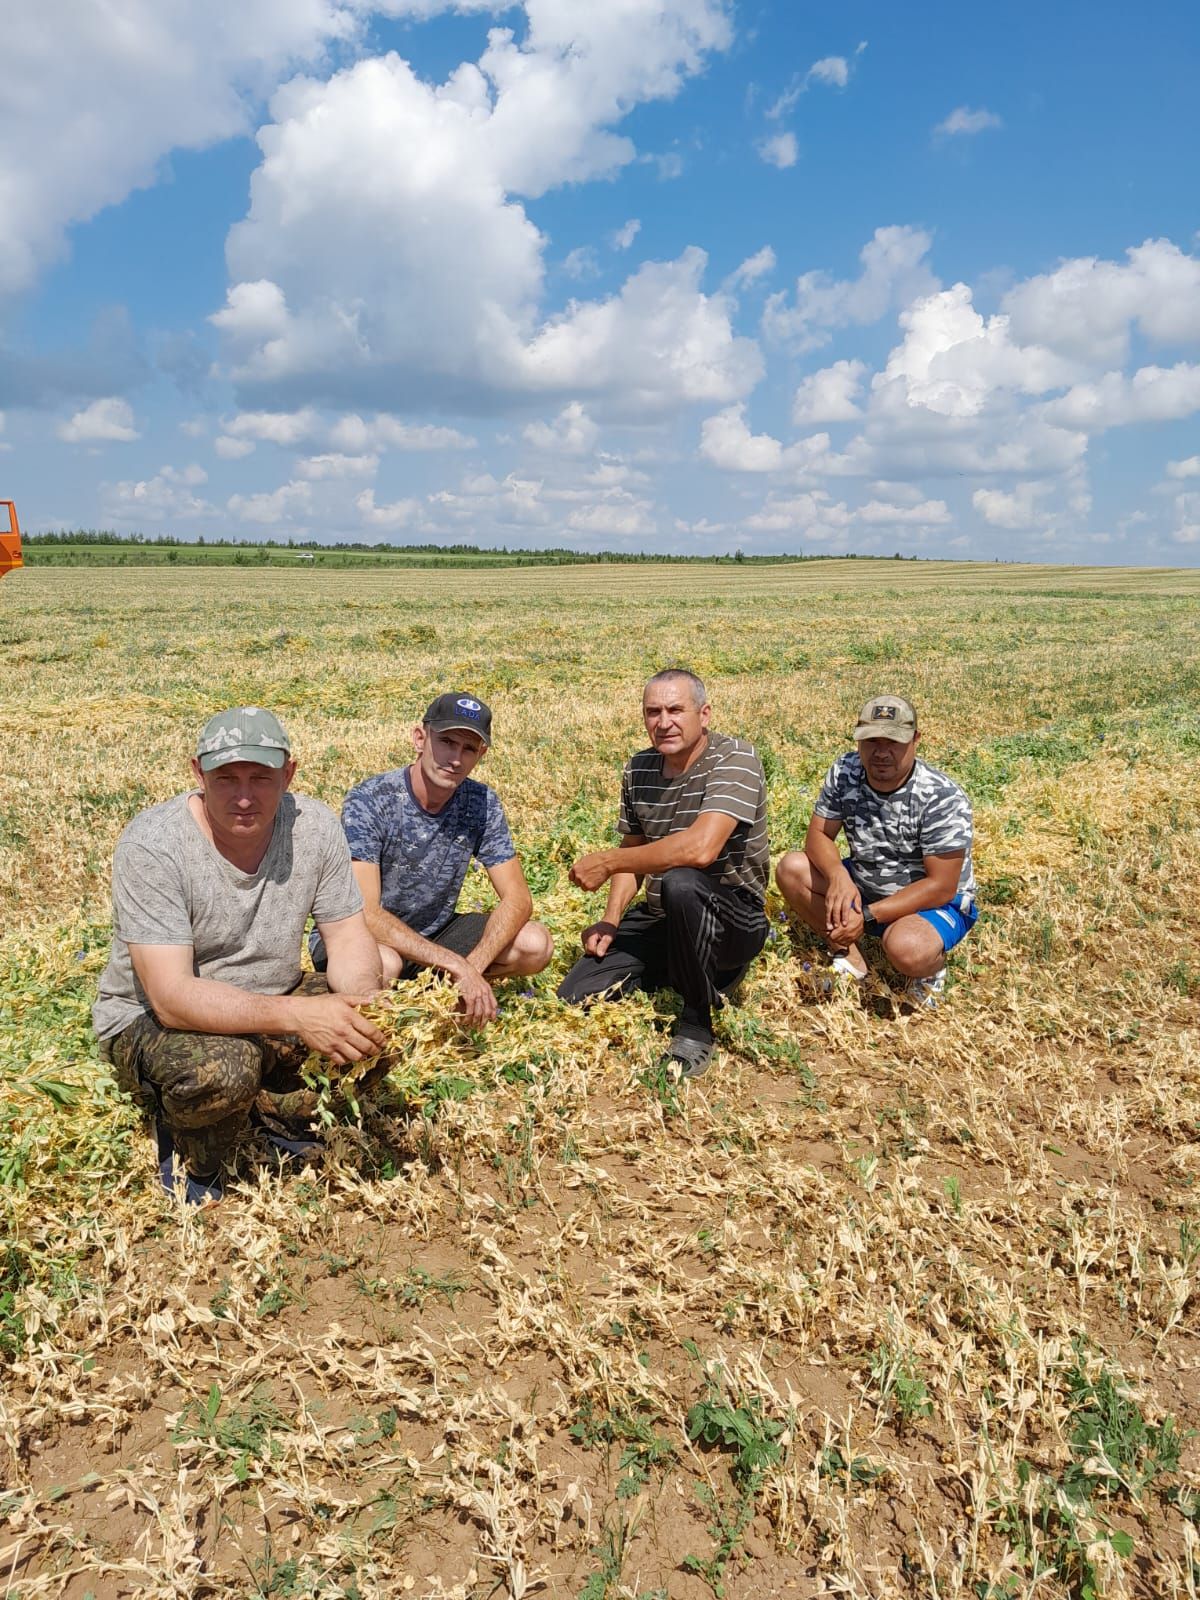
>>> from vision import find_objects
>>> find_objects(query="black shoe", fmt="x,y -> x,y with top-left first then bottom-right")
661,1031 -> 716,1080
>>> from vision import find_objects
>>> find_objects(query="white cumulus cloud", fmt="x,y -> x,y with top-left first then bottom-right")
1167,455 -> 1200,479
743,491 -> 851,538
1040,363 -> 1200,431
0,0 -> 365,295
228,479 -> 312,524
856,497 -> 950,526
523,401 -> 599,455
610,219 -> 642,251
877,284 -> 1079,418
972,482 -> 1050,529
763,225 -> 938,352
103,469 -> 214,521
355,488 -> 422,528
328,414 -> 475,452
698,404 -> 831,475
1002,239 -> 1200,365
58,396 -> 140,442
216,14 -> 752,418
295,452 -> 379,478
792,360 -> 867,423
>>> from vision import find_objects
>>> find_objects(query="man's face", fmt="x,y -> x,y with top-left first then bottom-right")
858,733 -> 919,793
642,679 -> 710,760
412,723 -> 487,794
191,757 -> 295,845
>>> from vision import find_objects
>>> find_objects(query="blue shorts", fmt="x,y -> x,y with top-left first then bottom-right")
845,861 -> 978,954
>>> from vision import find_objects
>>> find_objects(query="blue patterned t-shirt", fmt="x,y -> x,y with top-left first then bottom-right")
339,767 -> 515,937
814,753 -> 976,905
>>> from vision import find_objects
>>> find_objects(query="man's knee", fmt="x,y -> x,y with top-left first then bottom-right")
659,866 -> 709,912
882,917 -> 944,977
513,921 -> 554,974
156,1035 -> 264,1130
556,959 -> 605,1007
775,850 -> 813,900
556,950 -> 638,1008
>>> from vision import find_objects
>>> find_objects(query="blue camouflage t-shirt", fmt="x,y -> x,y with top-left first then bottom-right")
338,767 -> 515,938
814,753 -> 976,905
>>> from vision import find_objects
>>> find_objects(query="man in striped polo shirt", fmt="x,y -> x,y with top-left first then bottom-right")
557,668 -> 769,1079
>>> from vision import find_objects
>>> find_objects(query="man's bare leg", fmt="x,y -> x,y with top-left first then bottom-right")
775,850 -> 868,976
881,916 -> 945,979
480,920 -> 554,979
375,920 -> 554,985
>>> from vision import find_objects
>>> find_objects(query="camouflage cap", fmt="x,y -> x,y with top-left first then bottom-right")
196,706 -> 291,771
853,694 -> 917,744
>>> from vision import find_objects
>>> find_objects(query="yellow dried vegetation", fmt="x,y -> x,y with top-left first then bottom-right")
0,561 -> 1198,1599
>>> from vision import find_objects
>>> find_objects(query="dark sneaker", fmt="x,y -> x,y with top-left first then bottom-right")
156,1120 -> 223,1208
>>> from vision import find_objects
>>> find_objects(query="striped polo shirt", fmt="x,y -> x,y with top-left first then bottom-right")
618,731 -> 769,917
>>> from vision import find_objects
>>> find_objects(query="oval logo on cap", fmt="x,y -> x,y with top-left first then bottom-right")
456,697 -> 482,712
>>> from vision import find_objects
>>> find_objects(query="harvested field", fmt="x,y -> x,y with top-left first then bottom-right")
1,561 -> 1198,1599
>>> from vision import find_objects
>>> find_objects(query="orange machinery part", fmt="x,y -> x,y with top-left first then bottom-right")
0,501 -> 23,577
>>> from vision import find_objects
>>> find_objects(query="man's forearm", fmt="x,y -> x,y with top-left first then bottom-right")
466,893 -> 532,973
805,824 -> 848,882
601,871 -> 640,926
366,904 -> 469,975
598,832 -> 714,877
148,976 -> 303,1037
867,877 -> 955,924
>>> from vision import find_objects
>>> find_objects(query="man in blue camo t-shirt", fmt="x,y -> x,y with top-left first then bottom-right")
312,693 -> 552,1024
776,694 -> 978,1008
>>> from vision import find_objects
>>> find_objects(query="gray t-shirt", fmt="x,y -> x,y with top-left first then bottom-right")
93,791 -> 362,1040
813,752 -> 976,905
619,731 -> 770,917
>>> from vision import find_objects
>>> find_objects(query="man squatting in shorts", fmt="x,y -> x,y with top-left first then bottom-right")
776,694 -> 977,1008
311,693 -> 552,1020
557,669 -> 770,1079
93,708 -> 385,1207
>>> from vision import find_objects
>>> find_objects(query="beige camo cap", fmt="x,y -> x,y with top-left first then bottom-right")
196,706 -> 291,771
853,694 -> 917,744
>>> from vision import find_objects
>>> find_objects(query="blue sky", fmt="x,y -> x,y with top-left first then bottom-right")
3,0 -> 1199,559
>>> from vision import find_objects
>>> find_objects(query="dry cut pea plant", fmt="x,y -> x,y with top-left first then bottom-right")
0,560 -> 1198,1599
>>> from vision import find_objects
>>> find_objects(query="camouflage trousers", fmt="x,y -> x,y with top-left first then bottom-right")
101,973 -> 381,1177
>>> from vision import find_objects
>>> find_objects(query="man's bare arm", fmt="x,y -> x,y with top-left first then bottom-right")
804,814 -> 861,936
353,860 -> 476,976
579,837 -> 644,957
569,811 -> 738,891
129,943 -> 384,1065
317,909 -> 383,994
465,857 -> 533,974
865,852 -> 966,925
351,860 -> 498,1023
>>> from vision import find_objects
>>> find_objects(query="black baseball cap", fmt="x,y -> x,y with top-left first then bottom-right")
422,692 -> 492,746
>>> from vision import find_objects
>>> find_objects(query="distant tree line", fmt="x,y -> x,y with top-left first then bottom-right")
23,529 -> 846,564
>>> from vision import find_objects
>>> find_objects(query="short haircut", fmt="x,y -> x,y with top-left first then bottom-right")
644,668 -> 707,710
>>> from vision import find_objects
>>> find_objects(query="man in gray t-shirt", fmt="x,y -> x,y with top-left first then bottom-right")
93,707 -> 384,1205
777,695 -> 978,1007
